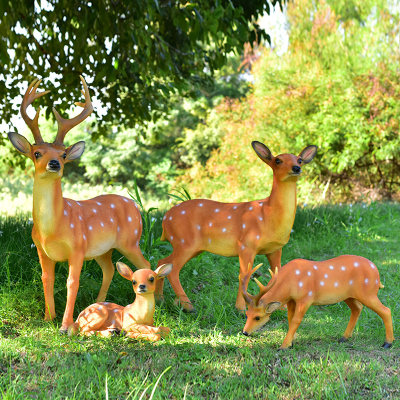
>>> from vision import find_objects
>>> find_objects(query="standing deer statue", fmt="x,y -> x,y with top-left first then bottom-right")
156,142 -> 317,311
70,262 -> 172,341
8,77 -> 150,332
241,256 -> 394,349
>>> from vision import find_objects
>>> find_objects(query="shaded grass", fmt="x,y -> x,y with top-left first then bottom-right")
0,202 -> 399,399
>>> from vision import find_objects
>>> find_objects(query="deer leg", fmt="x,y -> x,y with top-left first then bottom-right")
340,298 -> 363,342
237,249 -> 256,312
125,324 -> 166,341
118,244 -> 151,270
95,250 -> 115,302
61,253 -> 84,332
358,296 -> 394,347
36,246 -> 56,321
266,248 -> 282,270
165,248 -> 197,312
280,302 -> 309,349
286,300 -> 296,325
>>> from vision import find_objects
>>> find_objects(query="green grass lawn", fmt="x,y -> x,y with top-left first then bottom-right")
0,203 -> 399,399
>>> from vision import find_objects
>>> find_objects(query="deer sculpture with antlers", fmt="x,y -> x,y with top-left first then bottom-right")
8,77 -> 150,332
70,262 -> 172,341
241,256 -> 394,349
156,142 -> 317,311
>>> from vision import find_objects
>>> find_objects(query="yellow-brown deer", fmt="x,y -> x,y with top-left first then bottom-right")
70,262 -> 172,341
8,77 -> 150,332
241,256 -> 394,349
156,142 -> 317,311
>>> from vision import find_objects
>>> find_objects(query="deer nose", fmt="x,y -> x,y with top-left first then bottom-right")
139,284 -> 146,290
47,160 -> 61,171
242,331 -> 249,336
292,165 -> 301,174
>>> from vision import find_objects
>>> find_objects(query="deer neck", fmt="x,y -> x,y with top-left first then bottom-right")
265,177 -> 297,224
126,294 -> 155,325
33,176 -> 64,237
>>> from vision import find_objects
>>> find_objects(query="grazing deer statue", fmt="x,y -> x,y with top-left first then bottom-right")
241,257 -> 394,349
70,262 -> 172,341
8,77 -> 150,332
156,142 -> 317,311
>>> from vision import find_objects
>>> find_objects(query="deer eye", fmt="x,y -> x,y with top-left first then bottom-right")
132,280 -> 137,285
275,158 -> 282,165
149,276 -> 154,282
298,158 -> 303,164
62,153 -> 67,159
34,151 -> 42,159
255,316 -> 261,321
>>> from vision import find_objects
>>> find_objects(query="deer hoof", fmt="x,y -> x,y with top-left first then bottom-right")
382,342 -> 393,349
339,336 -> 348,343
174,298 -> 195,313
155,295 -> 165,304
59,327 -> 68,335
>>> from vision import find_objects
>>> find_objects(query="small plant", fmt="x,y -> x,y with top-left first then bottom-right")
167,187 -> 192,203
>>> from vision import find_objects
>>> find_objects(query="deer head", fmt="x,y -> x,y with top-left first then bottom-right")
8,76 -> 93,180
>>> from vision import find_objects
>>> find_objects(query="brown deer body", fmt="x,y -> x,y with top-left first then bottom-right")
8,78 -> 150,332
241,256 -> 394,349
156,142 -> 317,311
70,262 -> 172,341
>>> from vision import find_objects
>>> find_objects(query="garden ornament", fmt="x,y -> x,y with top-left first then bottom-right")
8,77 -> 150,332
156,141 -> 317,312
70,262 -> 172,341
241,256 -> 394,349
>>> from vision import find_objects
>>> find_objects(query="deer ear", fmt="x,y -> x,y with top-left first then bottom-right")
65,141 -> 85,162
299,145 -> 317,164
154,263 -> 172,279
116,262 -> 135,281
252,141 -> 273,162
264,302 -> 281,314
8,132 -> 32,157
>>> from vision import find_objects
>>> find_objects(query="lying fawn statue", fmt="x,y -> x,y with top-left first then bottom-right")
70,262 -> 172,341
156,142 -> 317,312
241,256 -> 394,349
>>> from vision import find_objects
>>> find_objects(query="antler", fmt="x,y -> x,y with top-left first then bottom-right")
241,263 -> 278,306
20,79 -> 50,144
52,75 -> 93,145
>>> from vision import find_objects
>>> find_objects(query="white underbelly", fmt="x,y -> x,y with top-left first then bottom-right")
85,238 -> 116,259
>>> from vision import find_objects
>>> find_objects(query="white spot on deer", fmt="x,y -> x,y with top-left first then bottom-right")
169,216 -> 173,221
97,306 -> 102,311
365,278 -> 369,284
196,225 -> 201,230
117,226 -> 120,232
93,209 -> 97,214
128,216 -> 132,222
349,280 -> 353,285
298,281 -> 303,288
258,202 -> 263,206
209,222 -> 213,227
215,208 -> 220,213
101,222 -> 105,227
77,201 -> 81,206
208,238 -> 212,244
375,279 -> 378,284
163,216 -> 166,220
123,198 -> 129,203
103,302 -> 109,305
227,215 -> 232,220
329,265 -> 334,270
89,226 -> 93,230
170,236 -> 174,241
70,223 -> 74,229
295,270 -> 300,275
324,273 -> 328,279
199,203 -> 203,207
233,205 -> 238,210
341,266 -> 346,271
134,229 -> 138,235
64,210 -> 68,216
67,201 -> 72,206
110,319 -> 115,326
181,210 -> 186,214
181,239 -> 185,244
307,271 -> 311,276
241,244 -> 245,250
354,262 -> 359,267
110,218 -> 114,223
111,203 -> 115,208
222,228 -> 227,233
334,282 -> 339,287
114,309 -> 119,313
259,216 -> 263,221
256,235 -> 260,240
313,265 -> 318,270
83,234 -> 86,240
242,223 -> 246,229
96,201 -> 101,206
320,281 -> 325,286
249,206 -> 253,210
370,263 -> 375,269
308,290 -> 313,296
136,241 -> 139,246
78,215 -> 83,221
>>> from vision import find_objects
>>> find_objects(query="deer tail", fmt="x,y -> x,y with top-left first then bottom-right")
379,282 -> 384,289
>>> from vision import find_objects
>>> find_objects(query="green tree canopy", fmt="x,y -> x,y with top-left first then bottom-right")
0,0 -> 283,136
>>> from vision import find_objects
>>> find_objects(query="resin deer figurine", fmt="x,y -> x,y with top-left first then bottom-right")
8,77 -> 150,332
241,256 -> 394,349
156,142 -> 317,311
70,262 -> 172,341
